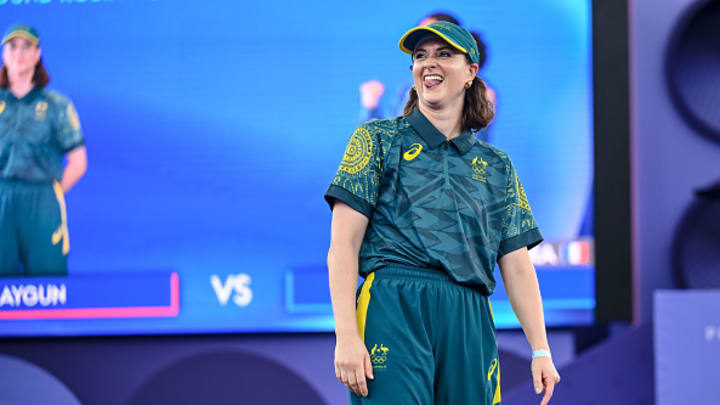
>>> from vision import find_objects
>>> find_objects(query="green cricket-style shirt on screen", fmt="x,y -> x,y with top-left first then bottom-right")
0,87 -> 84,182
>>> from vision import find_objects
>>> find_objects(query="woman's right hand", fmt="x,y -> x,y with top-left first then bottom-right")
334,333 -> 374,397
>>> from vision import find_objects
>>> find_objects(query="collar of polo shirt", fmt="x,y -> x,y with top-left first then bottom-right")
1,87 -> 42,103
407,108 -> 476,154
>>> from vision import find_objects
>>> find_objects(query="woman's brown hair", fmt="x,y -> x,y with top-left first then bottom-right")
402,75 -> 494,132
0,58 -> 50,88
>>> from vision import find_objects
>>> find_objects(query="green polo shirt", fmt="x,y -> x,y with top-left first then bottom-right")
325,108 -> 542,294
0,87 -> 84,182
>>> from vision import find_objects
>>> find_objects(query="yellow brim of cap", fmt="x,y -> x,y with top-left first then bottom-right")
2,32 -> 39,46
398,26 -> 467,55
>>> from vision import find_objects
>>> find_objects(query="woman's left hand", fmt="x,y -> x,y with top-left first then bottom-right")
531,356 -> 560,405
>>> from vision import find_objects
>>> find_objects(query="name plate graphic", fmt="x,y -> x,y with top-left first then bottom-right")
0,273 -> 179,320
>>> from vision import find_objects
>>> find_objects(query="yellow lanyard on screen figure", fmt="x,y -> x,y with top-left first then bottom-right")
51,181 -> 70,255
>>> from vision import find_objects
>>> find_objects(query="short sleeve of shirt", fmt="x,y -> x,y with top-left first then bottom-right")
498,159 -> 543,258
324,123 -> 386,218
54,98 -> 85,152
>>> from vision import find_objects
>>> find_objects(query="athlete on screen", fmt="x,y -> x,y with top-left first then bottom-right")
0,25 -> 87,276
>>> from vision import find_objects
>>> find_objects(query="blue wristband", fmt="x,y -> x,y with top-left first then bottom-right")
532,349 -> 551,359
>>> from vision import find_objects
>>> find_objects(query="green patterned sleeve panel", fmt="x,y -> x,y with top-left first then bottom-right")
49,92 -> 85,152
498,157 -> 543,257
324,121 -> 392,218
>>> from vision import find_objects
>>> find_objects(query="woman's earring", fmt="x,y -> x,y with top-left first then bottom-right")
465,80 -> 473,89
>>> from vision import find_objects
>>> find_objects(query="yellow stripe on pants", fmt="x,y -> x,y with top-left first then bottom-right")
51,181 -> 70,255
488,358 -> 501,404
493,366 -> 501,404
356,272 -> 375,341
487,300 -> 500,404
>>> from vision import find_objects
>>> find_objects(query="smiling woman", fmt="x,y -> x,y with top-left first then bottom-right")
325,21 -> 561,405
401,25 -> 493,137
0,24 -> 87,276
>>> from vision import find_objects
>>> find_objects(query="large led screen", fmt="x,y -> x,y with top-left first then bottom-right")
0,0 -> 593,336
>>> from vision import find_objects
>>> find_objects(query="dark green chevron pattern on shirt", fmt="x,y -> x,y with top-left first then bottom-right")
325,108 -> 542,294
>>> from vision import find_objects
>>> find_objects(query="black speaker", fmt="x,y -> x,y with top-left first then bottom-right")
126,350 -> 327,405
666,0 -> 720,143
672,182 -> 720,289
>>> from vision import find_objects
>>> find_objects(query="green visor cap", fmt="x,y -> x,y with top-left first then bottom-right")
399,21 -> 479,65
2,25 -> 40,46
